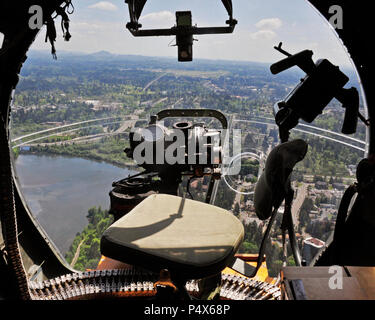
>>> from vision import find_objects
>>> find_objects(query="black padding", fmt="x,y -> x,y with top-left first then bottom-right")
254,139 -> 308,220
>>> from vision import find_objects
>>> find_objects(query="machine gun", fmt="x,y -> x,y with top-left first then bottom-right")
109,109 -> 227,220
125,0 -> 237,61
271,42 -> 360,142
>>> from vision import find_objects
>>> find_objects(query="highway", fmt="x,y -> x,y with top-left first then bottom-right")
244,116 -> 366,145
12,118 -> 146,148
23,119 -> 136,148
11,116 -> 130,142
234,119 -> 366,152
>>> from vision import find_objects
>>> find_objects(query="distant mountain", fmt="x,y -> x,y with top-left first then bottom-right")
27,49 -> 273,68
26,50 -> 359,84
90,50 -> 113,57
25,50 -> 292,76
24,49 -> 367,92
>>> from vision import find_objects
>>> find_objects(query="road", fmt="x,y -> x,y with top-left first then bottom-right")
171,98 -> 184,109
143,73 -> 167,92
234,119 -> 366,152
19,120 -> 137,148
291,183 -> 308,226
71,238 -> 85,267
151,97 -> 168,107
235,117 -> 366,146
115,120 -> 137,133
12,116 -> 127,143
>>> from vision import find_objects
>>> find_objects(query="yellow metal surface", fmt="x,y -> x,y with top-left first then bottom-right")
223,254 -> 276,284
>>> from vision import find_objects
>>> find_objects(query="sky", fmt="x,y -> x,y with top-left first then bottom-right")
30,0 -> 355,67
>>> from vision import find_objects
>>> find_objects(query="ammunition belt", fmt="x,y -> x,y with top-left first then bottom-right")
220,274 -> 281,300
29,268 -> 280,300
29,267 -> 159,300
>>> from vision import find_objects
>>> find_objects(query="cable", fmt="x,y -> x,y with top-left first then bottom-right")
248,207 -> 280,278
187,176 -> 196,200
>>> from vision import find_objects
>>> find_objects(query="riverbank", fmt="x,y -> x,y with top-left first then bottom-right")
21,149 -> 138,170
22,135 -> 139,170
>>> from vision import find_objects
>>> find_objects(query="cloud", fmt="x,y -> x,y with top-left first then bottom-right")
88,1 -> 118,12
250,30 -> 277,40
71,21 -> 121,36
250,18 -> 282,41
255,18 -> 283,30
73,22 -> 103,31
140,11 -> 175,28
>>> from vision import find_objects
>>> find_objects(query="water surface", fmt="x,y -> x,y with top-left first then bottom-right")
15,154 -> 134,254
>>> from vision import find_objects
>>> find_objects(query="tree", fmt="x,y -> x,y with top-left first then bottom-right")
65,206 -> 113,271
239,241 -> 258,254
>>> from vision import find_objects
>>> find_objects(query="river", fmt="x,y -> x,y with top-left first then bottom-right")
14,154 -> 135,255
